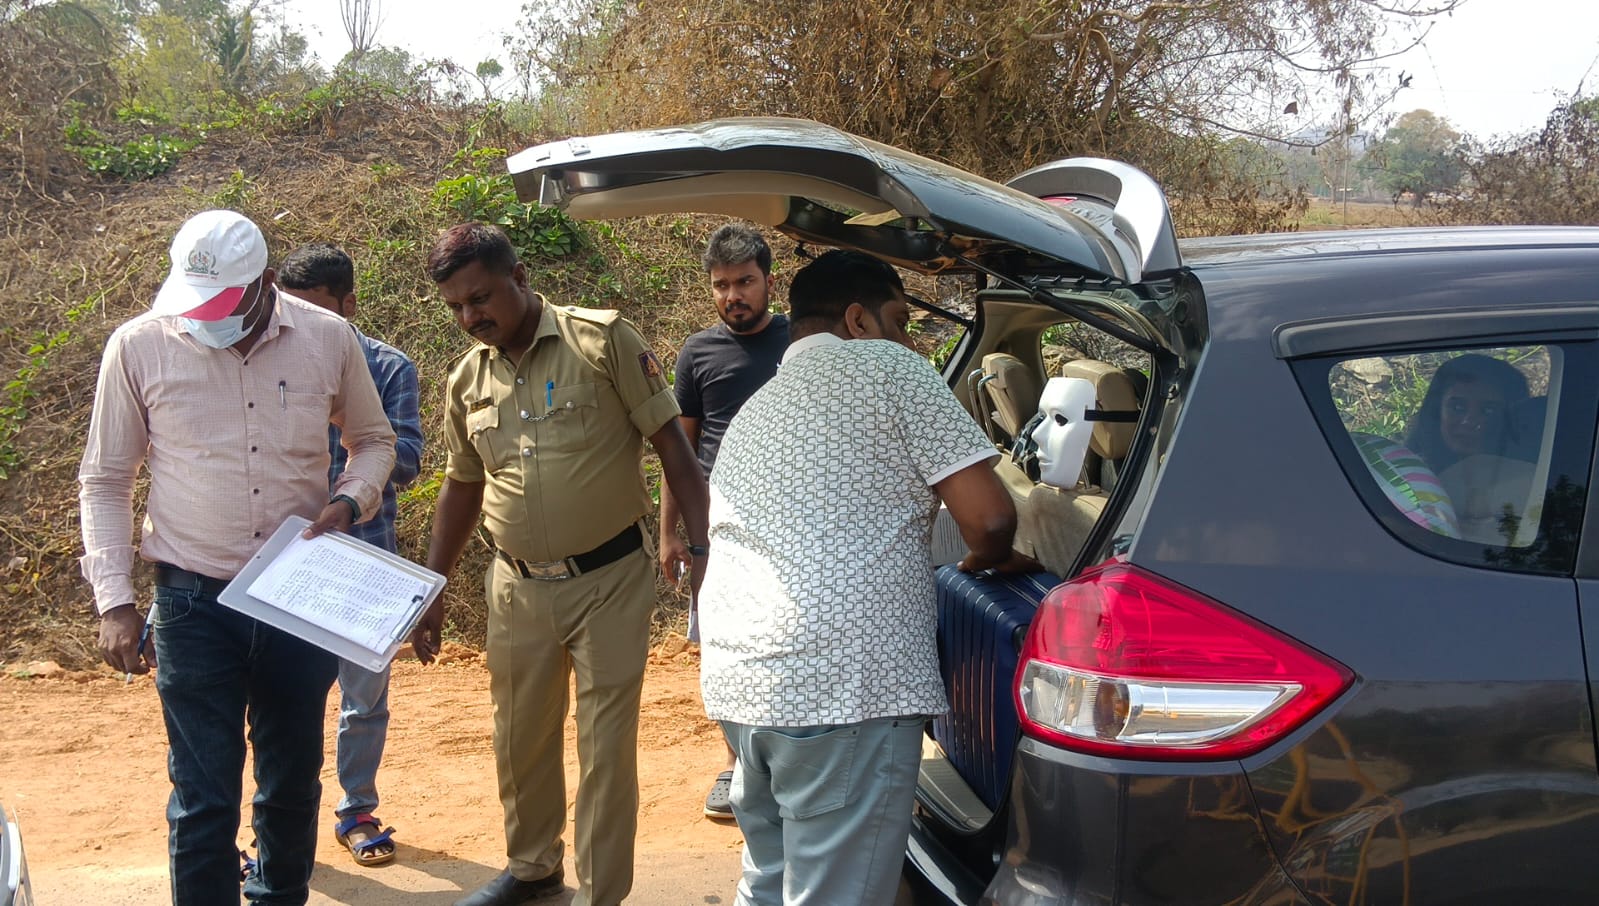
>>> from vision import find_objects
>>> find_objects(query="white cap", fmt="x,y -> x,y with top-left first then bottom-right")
151,210 -> 268,320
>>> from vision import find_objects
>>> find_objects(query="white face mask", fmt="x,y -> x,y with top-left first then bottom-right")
1029,377 -> 1097,488
181,282 -> 267,349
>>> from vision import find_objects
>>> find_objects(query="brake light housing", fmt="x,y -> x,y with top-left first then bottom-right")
1015,562 -> 1354,761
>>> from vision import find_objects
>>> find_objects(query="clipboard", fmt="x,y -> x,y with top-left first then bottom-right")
218,515 -> 446,672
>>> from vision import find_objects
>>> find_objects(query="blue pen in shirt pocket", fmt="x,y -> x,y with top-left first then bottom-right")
546,380 -> 554,408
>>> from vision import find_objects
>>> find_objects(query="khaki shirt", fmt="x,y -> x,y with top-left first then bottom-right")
443,299 -> 679,562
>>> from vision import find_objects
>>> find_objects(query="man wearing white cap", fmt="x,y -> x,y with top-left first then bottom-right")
78,209 -> 397,905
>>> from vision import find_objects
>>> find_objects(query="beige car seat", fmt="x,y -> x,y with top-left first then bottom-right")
1009,359 -> 1144,576
1017,486 -> 1110,576
1439,454 -> 1538,546
1059,359 -> 1145,491
977,353 -> 1043,446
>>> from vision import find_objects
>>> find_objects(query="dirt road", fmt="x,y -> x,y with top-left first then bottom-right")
0,641 -> 745,905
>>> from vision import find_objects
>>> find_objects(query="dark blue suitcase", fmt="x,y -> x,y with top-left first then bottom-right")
932,566 -> 1063,811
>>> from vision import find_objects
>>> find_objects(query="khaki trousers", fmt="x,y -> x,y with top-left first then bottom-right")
484,544 -> 654,906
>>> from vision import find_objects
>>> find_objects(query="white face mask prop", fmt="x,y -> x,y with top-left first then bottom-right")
1028,376 -> 1096,489
181,282 -> 267,349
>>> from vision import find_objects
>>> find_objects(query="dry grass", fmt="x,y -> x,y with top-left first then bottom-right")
0,96 -> 747,668
1296,198 -> 1449,230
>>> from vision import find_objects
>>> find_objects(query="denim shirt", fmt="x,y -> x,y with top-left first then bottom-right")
328,327 -> 423,554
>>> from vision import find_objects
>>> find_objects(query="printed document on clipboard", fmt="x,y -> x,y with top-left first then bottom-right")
218,515 -> 445,672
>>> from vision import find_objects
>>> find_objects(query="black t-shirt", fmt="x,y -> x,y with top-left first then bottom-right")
674,314 -> 790,475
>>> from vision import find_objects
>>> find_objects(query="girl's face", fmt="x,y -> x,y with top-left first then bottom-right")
1440,379 -> 1508,456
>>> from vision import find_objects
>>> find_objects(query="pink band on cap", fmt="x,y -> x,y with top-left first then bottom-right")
179,285 -> 248,321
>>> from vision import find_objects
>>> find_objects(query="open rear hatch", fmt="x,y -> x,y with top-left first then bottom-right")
507,116 -> 1179,286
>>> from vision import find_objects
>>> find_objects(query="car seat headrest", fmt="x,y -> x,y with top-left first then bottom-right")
1059,359 -> 1142,460
981,353 -> 1043,442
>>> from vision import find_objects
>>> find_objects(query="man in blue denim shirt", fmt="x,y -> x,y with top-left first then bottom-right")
280,243 -> 424,867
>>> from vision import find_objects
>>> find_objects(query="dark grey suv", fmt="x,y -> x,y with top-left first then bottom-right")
510,118 -> 1599,905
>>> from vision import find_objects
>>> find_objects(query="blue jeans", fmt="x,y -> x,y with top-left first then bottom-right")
334,659 -> 390,820
151,574 -> 338,906
719,716 -> 927,906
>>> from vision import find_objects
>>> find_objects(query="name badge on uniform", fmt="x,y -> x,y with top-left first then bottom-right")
468,396 -> 493,412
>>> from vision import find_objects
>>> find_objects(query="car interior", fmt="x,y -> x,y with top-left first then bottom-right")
944,296 -> 1151,579
920,289 -> 1155,828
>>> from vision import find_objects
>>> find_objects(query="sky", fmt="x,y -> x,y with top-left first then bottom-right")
280,0 -> 1599,141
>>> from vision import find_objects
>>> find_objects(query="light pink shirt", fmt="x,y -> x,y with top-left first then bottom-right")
78,290 -> 397,614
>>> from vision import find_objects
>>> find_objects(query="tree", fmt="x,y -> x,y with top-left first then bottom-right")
210,4 -> 254,94
118,12 -> 225,119
1449,97 -> 1599,225
472,58 -> 502,100
114,0 -> 315,114
1360,109 -> 1465,205
338,0 -> 380,62
0,0 -> 123,191
340,43 -> 414,89
507,0 -> 1458,234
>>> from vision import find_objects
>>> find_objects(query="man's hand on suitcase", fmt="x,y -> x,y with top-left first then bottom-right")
958,549 -> 1043,575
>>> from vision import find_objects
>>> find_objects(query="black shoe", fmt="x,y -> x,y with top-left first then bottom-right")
454,867 -> 566,906
703,769 -> 735,820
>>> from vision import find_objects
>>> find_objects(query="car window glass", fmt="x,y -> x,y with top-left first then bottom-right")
926,273 -> 976,373
1034,321 -> 1148,487
1312,344 -> 1595,574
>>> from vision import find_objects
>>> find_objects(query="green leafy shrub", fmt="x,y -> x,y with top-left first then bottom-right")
210,169 -> 255,209
63,111 -> 197,181
114,102 -> 172,128
0,294 -> 100,479
432,147 -> 583,261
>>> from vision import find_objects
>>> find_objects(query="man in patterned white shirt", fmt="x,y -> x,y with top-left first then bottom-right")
698,250 -> 1034,906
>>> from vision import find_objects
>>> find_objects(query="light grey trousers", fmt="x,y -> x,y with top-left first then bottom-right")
720,716 -> 927,906
333,658 -> 390,820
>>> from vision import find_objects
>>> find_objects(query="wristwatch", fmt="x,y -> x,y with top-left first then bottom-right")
687,543 -> 710,557
331,494 -> 360,522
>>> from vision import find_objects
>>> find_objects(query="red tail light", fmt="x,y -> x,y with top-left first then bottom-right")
1015,562 -> 1354,761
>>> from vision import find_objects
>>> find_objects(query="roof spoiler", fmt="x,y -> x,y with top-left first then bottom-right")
1006,158 -> 1182,279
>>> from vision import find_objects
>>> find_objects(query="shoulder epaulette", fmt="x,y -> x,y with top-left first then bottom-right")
553,305 -> 622,327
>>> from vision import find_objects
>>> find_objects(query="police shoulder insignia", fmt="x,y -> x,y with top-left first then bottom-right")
638,351 -> 663,379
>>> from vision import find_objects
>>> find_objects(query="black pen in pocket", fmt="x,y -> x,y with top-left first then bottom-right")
279,380 -> 286,410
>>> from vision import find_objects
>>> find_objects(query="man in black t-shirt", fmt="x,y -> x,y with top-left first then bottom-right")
658,223 -> 789,820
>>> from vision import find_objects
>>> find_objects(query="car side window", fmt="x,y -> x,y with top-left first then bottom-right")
1304,343 -> 1598,575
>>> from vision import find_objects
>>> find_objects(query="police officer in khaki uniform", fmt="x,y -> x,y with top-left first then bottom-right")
414,223 -> 710,906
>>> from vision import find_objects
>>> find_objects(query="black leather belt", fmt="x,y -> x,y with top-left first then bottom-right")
497,523 -> 643,581
154,564 -> 231,599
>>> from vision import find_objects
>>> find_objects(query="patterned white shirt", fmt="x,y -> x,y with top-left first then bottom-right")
699,335 -> 998,726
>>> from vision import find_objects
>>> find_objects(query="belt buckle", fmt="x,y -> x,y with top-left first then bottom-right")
523,557 -> 574,581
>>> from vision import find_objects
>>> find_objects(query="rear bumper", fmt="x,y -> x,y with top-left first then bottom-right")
909,737 -> 1310,905
905,811 -> 992,905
